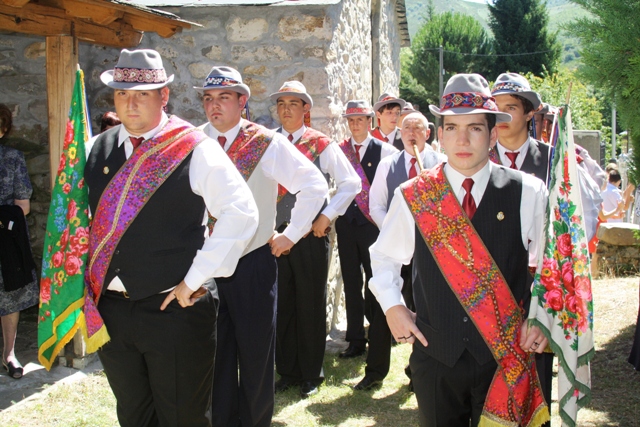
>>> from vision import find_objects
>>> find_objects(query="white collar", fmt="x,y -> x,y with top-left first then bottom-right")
117,112 -> 169,146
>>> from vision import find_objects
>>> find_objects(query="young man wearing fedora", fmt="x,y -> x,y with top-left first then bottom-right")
194,67 -> 327,427
270,81 -> 360,398
85,49 -> 258,427
371,92 -> 406,151
335,100 -> 397,390
369,74 -> 551,426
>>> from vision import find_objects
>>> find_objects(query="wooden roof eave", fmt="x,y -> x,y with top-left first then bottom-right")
0,0 -> 199,48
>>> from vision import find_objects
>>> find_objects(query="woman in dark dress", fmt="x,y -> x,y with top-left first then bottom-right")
629,280 -> 640,371
0,104 -> 38,379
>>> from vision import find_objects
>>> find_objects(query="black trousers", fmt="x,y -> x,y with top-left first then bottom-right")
362,281 -> 392,380
276,233 -> 329,385
335,217 -> 379,345
211,244 -> 277,427
97,287 -> 219,427
410,349 -> 497,427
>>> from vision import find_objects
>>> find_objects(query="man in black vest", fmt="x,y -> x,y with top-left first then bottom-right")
270,81 -> 360,398
84,49 -> 258,427
369,74 -> 550,426
335,100 -> 397,390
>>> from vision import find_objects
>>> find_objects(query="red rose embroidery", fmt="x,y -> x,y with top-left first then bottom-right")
557,233 -> 572,258
40,277 -> 52,303
545,288 -> 564,312
58,153 -> 67,175
561,261 -> 574,293
64,254 -> 82,276
64,120 -> 74,149
67,199 -> 78,221
59,227 -> 70,248
62,183 -> 72,194
52,251 -> 65,268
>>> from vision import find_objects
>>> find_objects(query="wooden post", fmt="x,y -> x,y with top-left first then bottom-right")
46,35 -> 77,189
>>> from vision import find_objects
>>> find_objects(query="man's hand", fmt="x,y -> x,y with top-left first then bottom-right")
269,233 -> 294,257
519,322 -> 548,353
311,214 -> 331,237
385,305 -> 428,347
160,281 -> 205,310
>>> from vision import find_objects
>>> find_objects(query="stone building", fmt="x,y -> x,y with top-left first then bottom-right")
0,0 -> 409,332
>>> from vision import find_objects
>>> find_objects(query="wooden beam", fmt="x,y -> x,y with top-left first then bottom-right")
0,3 -> 142,47
61,0 -> 124,26
0,0 -> 31,7
46,35 -> 77,190
122,13 -> 181,38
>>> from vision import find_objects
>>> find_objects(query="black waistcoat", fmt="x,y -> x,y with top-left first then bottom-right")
342,138 -> 383,225
84,127 -> 206,300
412,166 -> 530,367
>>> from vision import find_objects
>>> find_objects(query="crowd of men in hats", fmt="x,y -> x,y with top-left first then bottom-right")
77,47 -> 606,427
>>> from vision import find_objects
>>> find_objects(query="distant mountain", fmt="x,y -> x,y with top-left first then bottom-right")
404,0 -> 590,67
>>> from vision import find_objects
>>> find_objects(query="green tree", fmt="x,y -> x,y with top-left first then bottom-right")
567,0 -> 640,183
488,0 -> 561,76
400,11 -> 493,119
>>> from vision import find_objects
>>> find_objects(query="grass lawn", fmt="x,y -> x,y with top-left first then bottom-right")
0,277 -> 638,426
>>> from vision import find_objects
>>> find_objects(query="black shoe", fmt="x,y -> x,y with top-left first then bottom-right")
275,378 -> 297,393
339,343 -> 366,358
408,380 -> 414,392
3,360 -> 23,380
300,381 -> 319,398
353,376 -> 382,391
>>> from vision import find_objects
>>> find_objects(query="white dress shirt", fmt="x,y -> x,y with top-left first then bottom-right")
87,113 -> 259,293
496,137 -> 531,169
280,126 -> 361,220
369,147 -> 446,228
601,182 -> 624,223
369,161 -> 548,313
202,119 -> 328,255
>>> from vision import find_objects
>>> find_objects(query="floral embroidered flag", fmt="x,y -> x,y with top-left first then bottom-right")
37,69 -> 106,369
529,105 -> 594,427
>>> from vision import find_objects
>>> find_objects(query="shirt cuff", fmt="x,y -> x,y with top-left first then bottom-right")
373,287 -> 405,314
183,267 -> 207,291
321,206 -> 339,222
282,223 -> 305,244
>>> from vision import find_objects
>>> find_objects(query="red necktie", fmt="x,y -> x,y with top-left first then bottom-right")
287,134 -> 294,142
130,136 -> 144,149
462,178 -> 476,219
355,144 -> 363,162
505,151 -> 519,169
408,158 -> 417,179
218,135 -> 227,149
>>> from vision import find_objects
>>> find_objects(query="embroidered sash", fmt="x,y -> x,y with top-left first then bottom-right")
401,164 -> 549,427
489,146 -> 502,165
86,116 -> 206,322
277,127 -> 331,202
370,127 -> 388,142
226,120 -> 274,182
338,139 -> 375,224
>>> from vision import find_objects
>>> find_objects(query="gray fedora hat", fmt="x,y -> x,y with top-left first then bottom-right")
269,81 -> 313,107
100,49 -> 174,90
429,74 -> 511,123
342,100 -> 375,118
193,66 -> 251,97
401,102 -> 417,116
373,92 -> 406,111
491,73 -> 542,111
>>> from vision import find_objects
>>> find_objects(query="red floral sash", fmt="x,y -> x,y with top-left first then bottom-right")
370,127 -> 388,142
338,139 -> 374,224
86,116 -> 206,313
277,127 -> 331,202
401,164 -> 549,427
489,146 -> 502,165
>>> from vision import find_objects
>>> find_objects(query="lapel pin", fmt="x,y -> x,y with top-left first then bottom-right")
103,166 -> 110,174
497,212 -> 505,221
367,162 -> 372,167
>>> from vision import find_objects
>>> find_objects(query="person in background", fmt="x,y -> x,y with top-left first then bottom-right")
99,111 -> 121,133
371,92 -> 405,150
270,81 -> 360,398
0,104 -> 38,380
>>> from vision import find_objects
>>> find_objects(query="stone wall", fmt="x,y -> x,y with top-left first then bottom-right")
595,222 -> 640,276
371,0 -> 402,102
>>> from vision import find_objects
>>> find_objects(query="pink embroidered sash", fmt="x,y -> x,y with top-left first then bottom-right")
338,139 -> 375,224
226,120 -> 274,182
401,164 -> 549,427
277,127 -> 331,202
86,116 -> 206,310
